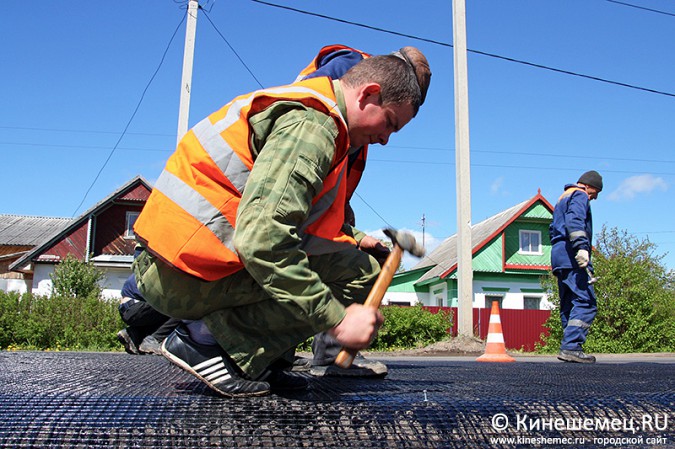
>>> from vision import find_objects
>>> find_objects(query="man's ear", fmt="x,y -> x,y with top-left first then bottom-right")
357,83 -> 382,106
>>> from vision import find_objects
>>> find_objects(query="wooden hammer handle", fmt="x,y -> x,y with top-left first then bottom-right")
334,245 -> 403,369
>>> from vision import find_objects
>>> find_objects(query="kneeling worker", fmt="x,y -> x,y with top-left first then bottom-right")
132,47 -> 431,397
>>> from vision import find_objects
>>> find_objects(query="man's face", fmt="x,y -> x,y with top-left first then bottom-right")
585,186 -> 600,201
347,84 -> 415,148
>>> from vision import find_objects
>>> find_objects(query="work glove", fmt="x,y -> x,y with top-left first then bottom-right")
358,235 -> 391,267
575,249 -> 589,268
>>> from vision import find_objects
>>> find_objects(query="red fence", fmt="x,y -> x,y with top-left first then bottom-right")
423,306 -> 552,352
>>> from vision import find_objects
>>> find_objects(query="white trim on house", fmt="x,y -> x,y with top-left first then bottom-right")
410,279 -> 553,311
0,278 -> 30,294
429,282 -> 448,307
29,262 -> 132,300
382,292 -> 421,306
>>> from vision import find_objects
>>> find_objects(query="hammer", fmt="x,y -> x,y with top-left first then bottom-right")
586,267 -> 598,285
334,228 -> 425,369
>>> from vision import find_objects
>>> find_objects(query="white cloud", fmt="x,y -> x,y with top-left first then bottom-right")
364,228 -> 443,270
607,174 -> 668,201
490,176 -> 507,196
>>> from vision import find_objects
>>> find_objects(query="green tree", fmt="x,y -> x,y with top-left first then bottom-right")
539,226 -> 675,353
50,254 -> 105,299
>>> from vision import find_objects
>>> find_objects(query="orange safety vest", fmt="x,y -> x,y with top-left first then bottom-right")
346,148 -> 367,202
297,44 -> 371,202
134,77 -> 354,281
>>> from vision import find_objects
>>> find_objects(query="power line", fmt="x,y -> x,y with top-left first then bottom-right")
4,3 -> 673,158
353,192 -> 394,229
249,0 -> 675,99
475,149 -> 674,165
4,137 -> 674,168
0,125 -> 173,137
366,158 -> 675,176
200,8 -> 265,89
605,0 -> 675,17
0,141 -> 172,152
250,0 -> 449,47
34,0 -> 675,230
352,193 -> 460,273
3,138 -> 673,167
71,12 -> 187,217
388,146 -> 675,165
467,48 -> 675,98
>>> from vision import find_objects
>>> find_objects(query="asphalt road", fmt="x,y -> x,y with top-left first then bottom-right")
0,351 -> 673,449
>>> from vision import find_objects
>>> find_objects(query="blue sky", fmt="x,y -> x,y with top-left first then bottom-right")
2,0 -> 674,270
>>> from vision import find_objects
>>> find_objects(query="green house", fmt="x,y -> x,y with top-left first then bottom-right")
386,191 -> 554,310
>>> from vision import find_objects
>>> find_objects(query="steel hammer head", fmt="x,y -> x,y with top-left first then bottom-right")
383,228 -> 425,257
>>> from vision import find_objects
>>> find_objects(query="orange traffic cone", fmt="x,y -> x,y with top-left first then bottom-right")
476,300 -> 515,363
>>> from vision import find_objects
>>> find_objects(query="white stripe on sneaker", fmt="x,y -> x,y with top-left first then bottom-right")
191,356 -> 232,383
206,371 -> 232,383
193,356 -> 225,372
200,361 -> 226,376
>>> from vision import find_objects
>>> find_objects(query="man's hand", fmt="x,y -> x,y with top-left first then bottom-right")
358,235 -> 390,267
328,304 -> 384,350
575,249 -> 589,268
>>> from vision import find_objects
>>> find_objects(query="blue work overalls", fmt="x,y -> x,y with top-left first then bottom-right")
549,184 -> 597,351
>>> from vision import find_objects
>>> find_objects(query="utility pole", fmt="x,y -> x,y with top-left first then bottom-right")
452,0 -> 474,337
176,0 -> 199,144
421,213 -> 426,248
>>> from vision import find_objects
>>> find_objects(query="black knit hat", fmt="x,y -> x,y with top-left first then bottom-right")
578,170 -> 603,191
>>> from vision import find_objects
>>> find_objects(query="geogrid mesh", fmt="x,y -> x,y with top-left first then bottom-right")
0,352 -> 672,448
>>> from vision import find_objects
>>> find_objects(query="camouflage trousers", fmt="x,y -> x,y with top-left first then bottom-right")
132,248 -> 379,379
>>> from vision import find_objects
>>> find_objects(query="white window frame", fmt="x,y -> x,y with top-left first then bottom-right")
518,229 -> 542,255
484,294 -> 503,309
431,284 -> 447,307
125,211 -> 140,239
523,295 -> 542,310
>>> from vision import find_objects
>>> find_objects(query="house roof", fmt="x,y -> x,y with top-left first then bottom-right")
412,191 -> 553,284
9,175 -> 152,272
0,215 -> 72,246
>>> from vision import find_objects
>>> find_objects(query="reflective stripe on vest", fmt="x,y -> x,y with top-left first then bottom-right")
134,77 -> 353,281
154,170 -> 237,253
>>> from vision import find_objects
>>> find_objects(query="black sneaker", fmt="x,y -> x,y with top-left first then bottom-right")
310,354 -> 388,378
117,329 -> 139,355
557,349 -> 596,364
139,335 -> 162,355
161,326 -> 270,398
290,356 -> 312,373
260,369 -> 310,391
